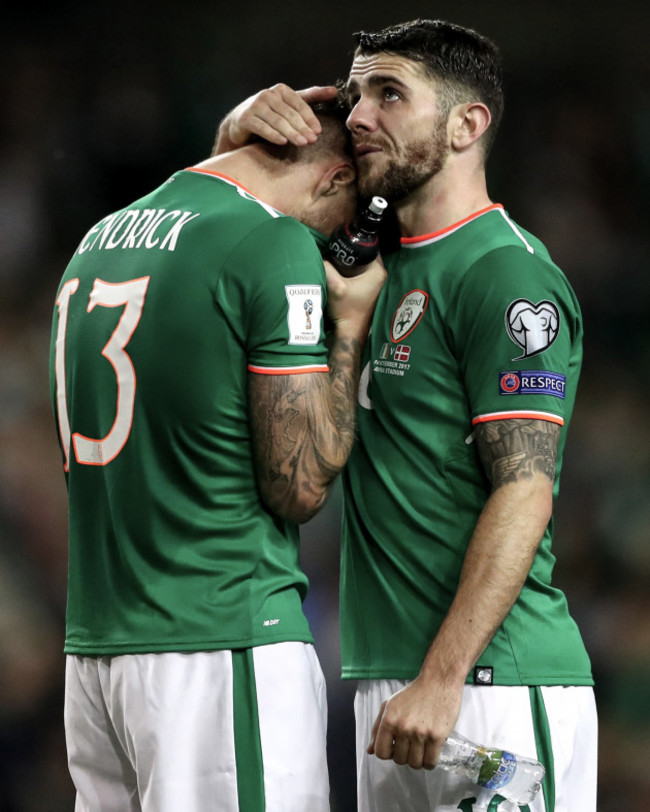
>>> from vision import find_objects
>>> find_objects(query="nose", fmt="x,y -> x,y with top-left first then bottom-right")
346,97 -> 377,133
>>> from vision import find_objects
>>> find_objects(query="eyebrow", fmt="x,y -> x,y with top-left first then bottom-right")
346,74 -> 410,93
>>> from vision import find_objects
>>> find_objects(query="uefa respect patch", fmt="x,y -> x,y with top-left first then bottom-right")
499,370 -> 566,398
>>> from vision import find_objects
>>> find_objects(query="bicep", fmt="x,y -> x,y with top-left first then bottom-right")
474,418 -> 560,491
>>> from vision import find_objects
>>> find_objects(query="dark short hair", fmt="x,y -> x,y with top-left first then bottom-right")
276,90 -> 353,163
353,19 -> 504,155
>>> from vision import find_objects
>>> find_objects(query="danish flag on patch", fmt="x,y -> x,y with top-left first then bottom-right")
394,345 -> 411,362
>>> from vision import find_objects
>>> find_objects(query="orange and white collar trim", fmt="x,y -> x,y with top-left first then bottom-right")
401,204 -> 504,248
185,167 -> 255,196
184,167 -> 282,219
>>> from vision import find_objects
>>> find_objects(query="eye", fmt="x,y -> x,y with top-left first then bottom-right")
383,87 -> 401,102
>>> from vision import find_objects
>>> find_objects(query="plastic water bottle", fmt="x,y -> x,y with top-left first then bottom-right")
437,730 -> 545,804
327,196 -> 387,276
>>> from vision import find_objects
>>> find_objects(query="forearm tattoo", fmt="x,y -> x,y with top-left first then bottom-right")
249,374 -> 311,490
248,334 -> 361,509
327,334 -> 361,441
474,419 -> 560,490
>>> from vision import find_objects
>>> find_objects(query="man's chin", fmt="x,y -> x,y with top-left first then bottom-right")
358,171 -> 386,200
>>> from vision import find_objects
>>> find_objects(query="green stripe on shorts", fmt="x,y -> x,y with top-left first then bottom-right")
232,649 -> 265,812
529,687 -> 555,811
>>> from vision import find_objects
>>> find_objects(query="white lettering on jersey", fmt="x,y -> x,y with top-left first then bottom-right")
77,208 -> 200,254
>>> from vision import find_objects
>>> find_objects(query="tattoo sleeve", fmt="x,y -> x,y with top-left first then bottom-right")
474,418 -> 560,490
248,334 -> 362,522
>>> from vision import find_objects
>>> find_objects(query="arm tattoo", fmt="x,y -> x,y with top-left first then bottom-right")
249,373 -> 311,490
247,329 -> 365,520
474,419 -> 560,490
326,334 -> 362,441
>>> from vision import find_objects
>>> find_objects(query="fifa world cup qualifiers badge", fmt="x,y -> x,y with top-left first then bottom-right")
304,299 -> 313,330
285,285 -> 323,345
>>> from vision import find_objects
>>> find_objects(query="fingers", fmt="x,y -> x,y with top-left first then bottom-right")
367,699 -> 387,755
366,693 -> 444,771
323,259 -> 346,299
247,83 -> 338,146
422,740 -> 439,771
296,85 -> 340,105
374,731 -> 437,771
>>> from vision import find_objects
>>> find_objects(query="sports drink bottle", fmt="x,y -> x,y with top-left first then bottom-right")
438,730 -> 545,804
327,196 -> 387,276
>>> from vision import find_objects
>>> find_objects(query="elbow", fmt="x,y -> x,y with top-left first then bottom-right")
260,484 -> 330,525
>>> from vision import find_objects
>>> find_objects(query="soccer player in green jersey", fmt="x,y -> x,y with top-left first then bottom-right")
217,18 -> 598,812
50,97 -> 385,811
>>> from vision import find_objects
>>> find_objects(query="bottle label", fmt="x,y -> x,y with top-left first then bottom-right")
329,239 -> 357,267
478,750 -> 517,791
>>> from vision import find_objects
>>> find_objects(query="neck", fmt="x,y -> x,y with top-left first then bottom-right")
394,163 -> 492,239
192,148 -> 303,214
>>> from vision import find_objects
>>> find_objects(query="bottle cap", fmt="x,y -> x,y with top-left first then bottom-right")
369,197 -> 388,215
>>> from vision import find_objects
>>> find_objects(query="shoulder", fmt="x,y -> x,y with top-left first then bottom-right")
458,211 -> 577,303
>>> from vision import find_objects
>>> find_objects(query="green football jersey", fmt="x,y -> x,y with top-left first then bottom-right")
50,168 -> 330,655
341,204 -> 593,685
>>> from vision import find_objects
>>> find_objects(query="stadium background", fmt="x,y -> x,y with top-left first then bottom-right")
1,1 -> 649,809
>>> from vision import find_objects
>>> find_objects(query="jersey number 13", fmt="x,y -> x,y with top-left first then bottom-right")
53,276 -> 150,470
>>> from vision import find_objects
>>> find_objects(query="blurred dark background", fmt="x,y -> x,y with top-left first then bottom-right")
1,1 -> 649,809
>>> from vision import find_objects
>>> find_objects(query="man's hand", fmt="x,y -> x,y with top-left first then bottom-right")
214,84 -> 339,154
324,257 -> 386,339
368,676 -> 464,770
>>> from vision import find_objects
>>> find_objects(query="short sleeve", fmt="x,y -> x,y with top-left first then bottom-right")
217,217 -> 329,374
448,245 -> 583,427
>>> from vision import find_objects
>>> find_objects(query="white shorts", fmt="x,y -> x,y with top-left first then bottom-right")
355,680 -> 597,812
65,642 -> 329,811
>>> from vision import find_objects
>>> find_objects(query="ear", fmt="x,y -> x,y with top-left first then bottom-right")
450,102 -> 491,151
315,161 -> 356,198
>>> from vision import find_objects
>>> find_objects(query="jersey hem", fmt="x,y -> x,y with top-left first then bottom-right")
64,631 -> 315,656
341,669 -> 594,686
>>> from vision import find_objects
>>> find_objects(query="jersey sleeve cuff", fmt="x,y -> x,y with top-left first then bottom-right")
472,409 -> 565,426
247,363 -> 330,375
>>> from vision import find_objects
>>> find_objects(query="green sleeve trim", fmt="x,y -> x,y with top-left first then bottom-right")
232,648 -> 266,811
529,686 -> 556,811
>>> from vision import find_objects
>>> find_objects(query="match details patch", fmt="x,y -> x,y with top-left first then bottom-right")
373,343 -> 412,377
285,285 -> 323,345
499,370 -> 566,399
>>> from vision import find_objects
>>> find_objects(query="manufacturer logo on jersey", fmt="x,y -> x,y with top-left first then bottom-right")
499,370 -> 566,399
474,665 -> 494,685
391,289 -> 429,342
285,285 -> 323,345
505,298 -> 560,359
